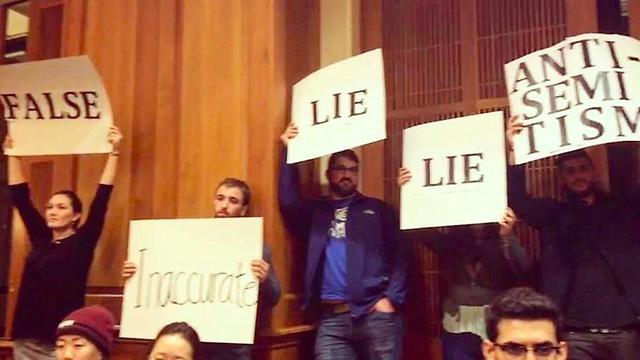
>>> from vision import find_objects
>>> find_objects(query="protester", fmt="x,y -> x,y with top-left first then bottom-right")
279,122 -> 409,360
4,127 -> 121,360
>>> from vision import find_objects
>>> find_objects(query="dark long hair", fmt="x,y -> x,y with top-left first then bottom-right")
148,322 -> 201,360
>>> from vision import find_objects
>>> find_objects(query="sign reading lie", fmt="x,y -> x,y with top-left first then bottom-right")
120,218 -> 263,344
0,56 -> 113,156
287,49 -> 386,163
400,112 -> 507,229
505,33 -> 640,164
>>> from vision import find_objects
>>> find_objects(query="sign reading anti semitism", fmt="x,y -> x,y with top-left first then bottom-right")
0,56 -> 113,156
505,33 -> 640,164
400,112 -> 507,229
120,218 -> 263,344
287,49 -> 386,163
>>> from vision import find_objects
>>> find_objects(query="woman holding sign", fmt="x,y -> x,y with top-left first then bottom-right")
3,127 -> 122,360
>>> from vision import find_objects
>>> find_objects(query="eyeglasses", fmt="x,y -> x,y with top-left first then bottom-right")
330,165 -> 359,173
494,341 -> 562,358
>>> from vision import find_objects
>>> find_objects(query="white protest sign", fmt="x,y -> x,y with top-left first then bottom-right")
287,48 -> 386,163
120,218 -> 263,344
505,33 -> 640,164
0,56 -> 113,156
400,112 -> 507,229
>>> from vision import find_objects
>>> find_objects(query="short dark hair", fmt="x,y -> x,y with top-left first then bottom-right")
556,149 -> 592,168
486,287 -> 563,342
149,322 -> 201,360
216,178 -> 251,206
328,149 -> 359,170
52,190 -> 83,229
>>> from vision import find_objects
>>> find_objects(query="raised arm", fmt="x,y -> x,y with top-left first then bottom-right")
499,208 -> 532,280
4,136 -> 26,185
278,123 -> 312,236
79,126 -> 121,246
99,126 -> 122,185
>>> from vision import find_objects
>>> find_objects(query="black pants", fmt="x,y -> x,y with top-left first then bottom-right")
567,329 -> 640,360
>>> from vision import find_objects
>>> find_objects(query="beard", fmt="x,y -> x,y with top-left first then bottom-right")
329,178 -> 357,198
565,180 -> 595,201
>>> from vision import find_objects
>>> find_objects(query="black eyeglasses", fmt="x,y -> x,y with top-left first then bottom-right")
329,165 -> 359,173
494,341 -> 562,358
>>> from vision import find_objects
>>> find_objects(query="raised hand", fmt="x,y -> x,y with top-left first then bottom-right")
280,122 -> 299,147
397,166 -> 412,186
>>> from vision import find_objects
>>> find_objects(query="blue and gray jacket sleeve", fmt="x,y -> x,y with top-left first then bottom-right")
382,204 -> 410,309
259,245 -> 281,309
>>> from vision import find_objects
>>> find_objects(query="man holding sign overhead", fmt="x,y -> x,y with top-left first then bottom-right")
279,123 -> 409,360
506,115 -> 640,359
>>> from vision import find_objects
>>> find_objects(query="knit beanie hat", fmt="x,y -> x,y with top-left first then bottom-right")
56,305 -> 116,356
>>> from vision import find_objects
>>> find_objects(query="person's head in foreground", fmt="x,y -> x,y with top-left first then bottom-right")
483,287 -> 567,360
148,322 -> 201,360
214,178 -> 250,218
55,305 -> 116,360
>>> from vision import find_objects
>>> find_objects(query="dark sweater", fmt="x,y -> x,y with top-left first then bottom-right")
508,165 -> 640,328
10,183 -> 113,342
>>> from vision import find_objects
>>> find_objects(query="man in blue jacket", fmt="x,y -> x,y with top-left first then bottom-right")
279,123 -> 409,360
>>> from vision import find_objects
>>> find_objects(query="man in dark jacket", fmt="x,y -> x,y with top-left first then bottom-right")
505,116 -> 640,360
279,123 -> 409,360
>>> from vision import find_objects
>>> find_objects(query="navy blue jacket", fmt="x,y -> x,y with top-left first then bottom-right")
279,154 -> 410,318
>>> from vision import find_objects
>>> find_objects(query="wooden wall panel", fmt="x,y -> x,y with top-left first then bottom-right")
78,0 -> 137,288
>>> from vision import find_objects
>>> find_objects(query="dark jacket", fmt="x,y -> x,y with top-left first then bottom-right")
279,153 -> 410,318
416,228 -> 531,313
507,165 -> 640,317
257,245 -> 281,329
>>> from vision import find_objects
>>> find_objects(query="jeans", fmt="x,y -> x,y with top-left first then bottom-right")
315,311 -> 404,360
13,339 -> 56,360
202,343 -> 252,360
566,329 -> 640,360
441,331 -> 483,360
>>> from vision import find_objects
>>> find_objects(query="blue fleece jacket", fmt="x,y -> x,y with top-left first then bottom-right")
279,152 -> 410,318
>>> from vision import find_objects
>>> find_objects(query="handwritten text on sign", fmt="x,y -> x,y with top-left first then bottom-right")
401,112 -> 507,229
120,218 -> 263,344
287,48 -> 386,163
0,56 -> 113,156
505,33 -> 640,164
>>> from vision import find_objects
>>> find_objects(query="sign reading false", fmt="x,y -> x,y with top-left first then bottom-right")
0,56 -> 113,156
400,112 -> 507,229
505,33 -> 640,164
120,218 -> 263,344
287,48 -> 386,163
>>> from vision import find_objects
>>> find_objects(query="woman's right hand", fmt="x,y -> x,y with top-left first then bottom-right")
122,261 -> 138,280
397,166 -> 412,186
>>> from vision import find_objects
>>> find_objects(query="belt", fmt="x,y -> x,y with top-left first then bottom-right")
320,301 -> 350,315
567,326 -> 636,334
